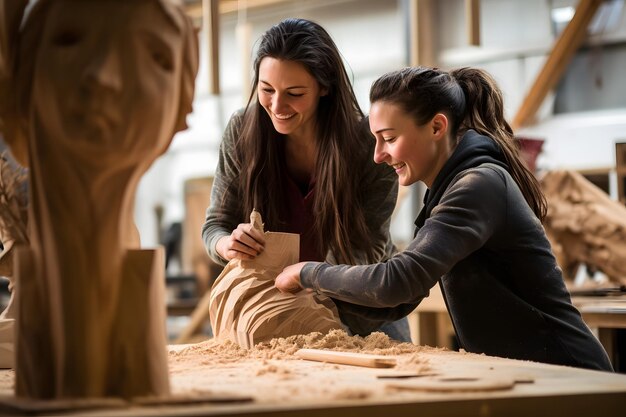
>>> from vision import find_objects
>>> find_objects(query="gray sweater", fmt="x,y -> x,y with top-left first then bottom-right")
202,110 -> 398,266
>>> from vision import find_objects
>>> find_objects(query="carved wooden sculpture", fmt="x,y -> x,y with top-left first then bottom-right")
0,0 -> 198,399
209,211 -> 343,348
542,170 -> 626,285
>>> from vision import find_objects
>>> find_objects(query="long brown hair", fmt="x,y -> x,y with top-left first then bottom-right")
369,66 -> 547,221
236,18 -> 374,263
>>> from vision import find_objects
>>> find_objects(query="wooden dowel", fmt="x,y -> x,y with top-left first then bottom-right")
295,349 -> 397,368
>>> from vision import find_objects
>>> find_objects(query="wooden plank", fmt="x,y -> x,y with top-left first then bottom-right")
465,0 -> 480,46
511,0 -> 603,130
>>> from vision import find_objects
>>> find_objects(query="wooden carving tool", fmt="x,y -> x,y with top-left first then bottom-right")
295,349 -> 397,368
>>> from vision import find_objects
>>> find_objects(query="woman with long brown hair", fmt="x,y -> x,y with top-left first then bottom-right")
276,66 -> 613,371
202,18 -> 409,341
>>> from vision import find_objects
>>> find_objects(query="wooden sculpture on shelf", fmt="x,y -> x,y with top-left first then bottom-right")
209,211 -> 343,348
541,170 -> 626,285
0,0 -> 198,399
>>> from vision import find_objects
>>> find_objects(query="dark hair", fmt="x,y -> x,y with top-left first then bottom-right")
236,18 -> 375,263
370,66 -> 547,221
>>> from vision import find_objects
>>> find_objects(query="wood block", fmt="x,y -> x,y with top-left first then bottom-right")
108,249 -> 170,398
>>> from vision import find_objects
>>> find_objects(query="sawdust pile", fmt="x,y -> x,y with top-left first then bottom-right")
169,329 -> 437,366
166,330 -> 438,401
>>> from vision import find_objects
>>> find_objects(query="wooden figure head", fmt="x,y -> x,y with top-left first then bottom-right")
7,0 -> 198,169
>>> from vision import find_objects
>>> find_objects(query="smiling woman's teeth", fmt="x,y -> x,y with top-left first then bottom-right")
274,113 -> 295,120
392,163 -> 405,170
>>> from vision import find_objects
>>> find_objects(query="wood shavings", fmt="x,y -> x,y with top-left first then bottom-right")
170,329 -> 435,364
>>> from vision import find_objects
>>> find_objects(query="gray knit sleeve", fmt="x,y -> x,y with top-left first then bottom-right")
202,111 -> 245,265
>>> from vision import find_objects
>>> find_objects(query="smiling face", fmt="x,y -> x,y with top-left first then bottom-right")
257,57 -> 325,140
31,0 -> 183,166
369,101 -> 450,188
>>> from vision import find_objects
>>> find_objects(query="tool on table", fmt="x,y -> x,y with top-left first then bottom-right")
377,372 -> 439,379
295,349 -> 397,368
386,376 -> 516,392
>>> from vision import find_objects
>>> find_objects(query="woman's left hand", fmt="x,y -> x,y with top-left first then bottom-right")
275,262 -> 307,293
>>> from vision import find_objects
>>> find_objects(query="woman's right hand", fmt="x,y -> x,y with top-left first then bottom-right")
216,222 -> 266,261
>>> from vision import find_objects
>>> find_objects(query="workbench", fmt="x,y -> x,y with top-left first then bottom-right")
412,284 -> 626,368
0,342 -> 625,417
572,294 -> 626,370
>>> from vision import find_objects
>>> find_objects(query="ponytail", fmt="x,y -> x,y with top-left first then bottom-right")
450,67 -> 547,221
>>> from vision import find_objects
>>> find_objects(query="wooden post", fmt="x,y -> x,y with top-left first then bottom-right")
511,0 -> 602,130
465,0 -> 480,46
615,142 -> 626,206
236,21 -> 253,105
203,0 -> 220,95
408,0 -> 436,67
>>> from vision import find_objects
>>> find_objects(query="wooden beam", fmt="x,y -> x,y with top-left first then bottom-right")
408,0 -> 436,67
465,0 -> 480,46
203,0 -> 220,95
185,0 -> 291,18
511,0 -> 602,130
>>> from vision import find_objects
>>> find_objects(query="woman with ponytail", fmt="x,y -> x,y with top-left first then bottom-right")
276,66 -> 612,371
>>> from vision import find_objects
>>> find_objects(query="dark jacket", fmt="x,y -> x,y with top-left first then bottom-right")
301,130 -> 613,371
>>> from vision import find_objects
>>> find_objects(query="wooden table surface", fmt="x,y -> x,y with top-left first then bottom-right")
0,344 -> 625,417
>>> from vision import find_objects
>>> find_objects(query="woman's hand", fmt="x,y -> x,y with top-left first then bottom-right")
275,262 -> 307,293
216,222 -> 266,261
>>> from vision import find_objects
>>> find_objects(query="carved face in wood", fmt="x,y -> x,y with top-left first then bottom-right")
31,0 -> 185,167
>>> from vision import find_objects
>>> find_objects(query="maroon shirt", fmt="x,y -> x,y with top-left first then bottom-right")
279,165 -> 324,262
